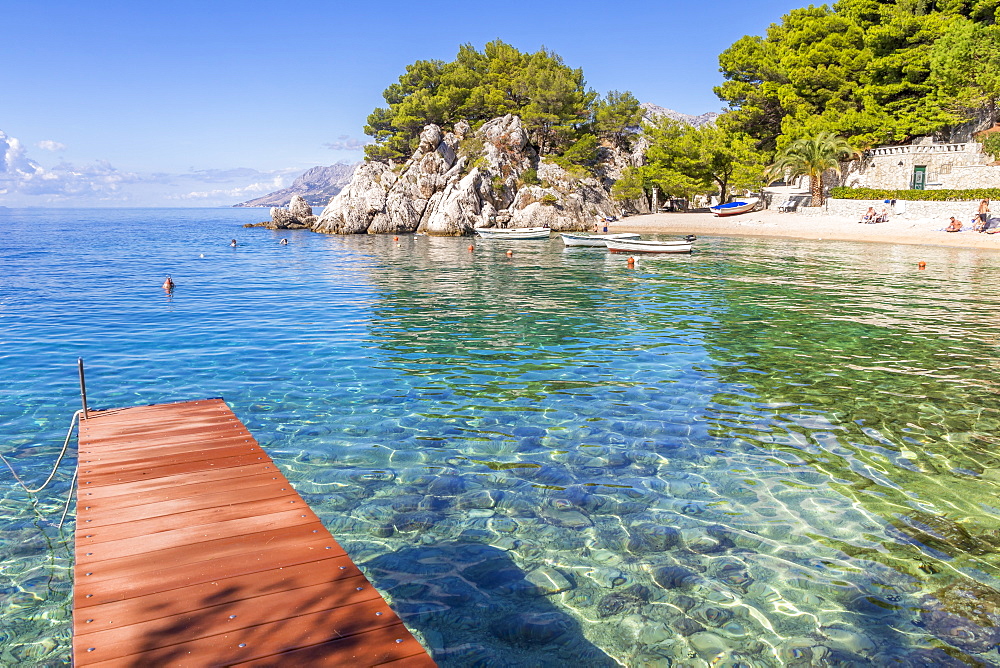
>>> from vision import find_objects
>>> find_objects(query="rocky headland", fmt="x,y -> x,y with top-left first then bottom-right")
264,114 -> 650,236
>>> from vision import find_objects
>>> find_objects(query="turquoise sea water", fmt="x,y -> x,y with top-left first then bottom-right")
3,207 -> 1000,666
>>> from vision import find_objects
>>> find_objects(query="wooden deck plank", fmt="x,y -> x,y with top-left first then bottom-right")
75,575 -> 385,663
77,463 -> 280,501
75,523 -> 336,594
76,555 -> 363,633
83,605 -> 415,667
79,452 -> 274,487
79,433 -> 257,462
75,532 -> 341,608
81,481 -> 298,527
74,399 -> 434,667
77,492 -> 306,541
232,623 -> 432,668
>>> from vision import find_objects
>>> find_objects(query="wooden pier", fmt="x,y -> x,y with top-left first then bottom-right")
73,398 -> 434,667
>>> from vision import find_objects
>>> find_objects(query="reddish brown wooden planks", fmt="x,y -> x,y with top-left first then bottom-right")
74,398 -> 435,667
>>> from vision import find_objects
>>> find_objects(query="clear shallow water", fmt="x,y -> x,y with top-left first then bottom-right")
3,208 -> 1000,665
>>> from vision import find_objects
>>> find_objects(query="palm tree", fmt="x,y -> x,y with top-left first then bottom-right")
767,132 -> 858,206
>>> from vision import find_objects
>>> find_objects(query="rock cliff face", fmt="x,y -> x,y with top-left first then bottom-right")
313,115 -> 630,236
235,163 -> 359,207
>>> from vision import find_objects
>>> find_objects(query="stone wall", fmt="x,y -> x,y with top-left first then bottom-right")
799,198 -> 986,221
843,137 -> 1000,190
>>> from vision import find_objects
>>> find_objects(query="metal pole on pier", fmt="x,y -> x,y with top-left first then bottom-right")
78,358 -> 89,420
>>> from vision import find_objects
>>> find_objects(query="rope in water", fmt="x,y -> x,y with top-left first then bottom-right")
58,466 -> 80,531
0,410 -> 81,495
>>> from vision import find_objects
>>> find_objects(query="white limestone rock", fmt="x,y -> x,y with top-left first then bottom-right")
288,194 -> 313,220
314,161 -> 391,234
453,119 -> 471,139
312,113 -> 630,236
419,169 -> 483,236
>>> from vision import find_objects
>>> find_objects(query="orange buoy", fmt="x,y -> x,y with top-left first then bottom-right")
162,275 -> 174,290
468,245 -> 474,251
394,236 -> 399,241
506,249 -> 513,257
627,256 -> 636,268
918,261 -> 926,269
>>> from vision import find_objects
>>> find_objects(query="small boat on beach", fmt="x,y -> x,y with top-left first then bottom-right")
605,238 -> 694,254
560,232 -> 641,247
474,226 -> 551,240
709,197 -> 759,217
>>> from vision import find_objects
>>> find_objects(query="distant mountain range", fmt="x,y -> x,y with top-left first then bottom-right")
640,103 -> 720,127
234,163 -> 359,207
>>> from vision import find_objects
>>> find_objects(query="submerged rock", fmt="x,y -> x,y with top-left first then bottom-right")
596,584 -> 650,618
493,611 -> 572,645
525,566 -> 574,595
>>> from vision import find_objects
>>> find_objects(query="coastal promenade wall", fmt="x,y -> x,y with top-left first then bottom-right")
798,199 -> 987,222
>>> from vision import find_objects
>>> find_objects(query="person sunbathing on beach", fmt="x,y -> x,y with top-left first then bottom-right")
945,216 -> 962,232
859,207 -> 876,224
875,208 -> 889,223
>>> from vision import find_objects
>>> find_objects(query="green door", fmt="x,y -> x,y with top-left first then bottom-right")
912,165 -> 926,190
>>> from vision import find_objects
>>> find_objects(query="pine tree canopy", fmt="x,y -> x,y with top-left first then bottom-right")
716,0 -> 1000,151
363,41 -> 641,163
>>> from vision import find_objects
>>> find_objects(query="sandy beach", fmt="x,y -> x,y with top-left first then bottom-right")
611,209 -> 1000,251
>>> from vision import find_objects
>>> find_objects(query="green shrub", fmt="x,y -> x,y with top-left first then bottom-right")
561,135 -> 598,165
829,187 -> 1000,201
459,137 -> 484,159
520,168 -> 540,185
541,193 -> 559,206
491,175 -> 505,192
982,134 -> 1000,160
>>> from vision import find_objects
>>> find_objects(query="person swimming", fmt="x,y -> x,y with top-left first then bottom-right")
230,239 -> 237,247
279,238 -> 288,245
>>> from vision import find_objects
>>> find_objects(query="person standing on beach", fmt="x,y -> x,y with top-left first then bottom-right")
978,199 -> 991,232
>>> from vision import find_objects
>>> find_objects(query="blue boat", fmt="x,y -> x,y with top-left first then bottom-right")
709,197 -> 759,216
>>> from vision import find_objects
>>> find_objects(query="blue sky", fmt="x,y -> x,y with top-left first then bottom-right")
1,0 -> 803,207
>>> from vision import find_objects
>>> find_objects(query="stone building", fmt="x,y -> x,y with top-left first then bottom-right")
843,136 -> 1000,190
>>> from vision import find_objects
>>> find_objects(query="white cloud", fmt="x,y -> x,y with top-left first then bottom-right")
0,128 -> 307,206
323,135 -> 366,151
171,173 -> 293,201
36,140 -> 66,152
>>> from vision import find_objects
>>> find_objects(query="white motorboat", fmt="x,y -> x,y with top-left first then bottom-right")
474,227 -> 551,239
605,238 -> 693,254
560,232 -> 641,247
709,197 -> 759,217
